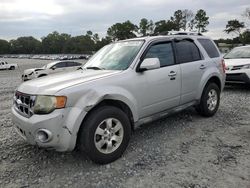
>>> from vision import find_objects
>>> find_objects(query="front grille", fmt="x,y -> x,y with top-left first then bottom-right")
14,91 -> 36,118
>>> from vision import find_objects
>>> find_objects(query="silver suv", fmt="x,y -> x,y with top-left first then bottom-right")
12,34 -> 225,164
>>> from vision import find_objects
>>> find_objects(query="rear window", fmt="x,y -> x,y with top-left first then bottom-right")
175,40 -> 202,64
198,39 -> 220,58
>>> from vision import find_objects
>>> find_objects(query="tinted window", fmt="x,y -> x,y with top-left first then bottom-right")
67,62 -> 81,67
144,42 -> 175,67
54,62 -> 67,68
175,40 -> 201,63
198,39 -> 220,58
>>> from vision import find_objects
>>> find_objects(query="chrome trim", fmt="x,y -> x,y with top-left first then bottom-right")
13,91 -> 36,118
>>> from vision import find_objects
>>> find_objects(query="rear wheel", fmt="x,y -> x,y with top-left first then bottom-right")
196,82 -> 220,117
9,66 -> 15,70
78,106 -> 131,164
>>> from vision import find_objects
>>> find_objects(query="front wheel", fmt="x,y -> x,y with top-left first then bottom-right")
195,82 -> 220,117
9,66 -> 15,70
78,106 -> 131,164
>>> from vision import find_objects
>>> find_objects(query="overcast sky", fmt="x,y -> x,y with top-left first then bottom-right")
0,0 -> 249,41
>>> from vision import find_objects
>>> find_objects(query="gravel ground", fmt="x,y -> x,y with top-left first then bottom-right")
0,58 -> 250,188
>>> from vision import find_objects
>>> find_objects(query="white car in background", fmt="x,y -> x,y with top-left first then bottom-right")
0,61 -> 18,70
22,61 -> 83,81
224,45 -> 250,84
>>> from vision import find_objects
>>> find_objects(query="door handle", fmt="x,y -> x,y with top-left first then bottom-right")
168,71 -> 177,77
200,64 -> 206,69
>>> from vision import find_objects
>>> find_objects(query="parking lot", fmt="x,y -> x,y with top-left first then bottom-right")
0,58 -> 250,188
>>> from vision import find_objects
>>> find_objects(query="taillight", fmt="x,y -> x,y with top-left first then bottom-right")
221,59 -> 226,73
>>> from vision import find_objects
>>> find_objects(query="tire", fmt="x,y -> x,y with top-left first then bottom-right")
195,82 -> 220,117
78,106 -> 131,164
10,66 -> 15,70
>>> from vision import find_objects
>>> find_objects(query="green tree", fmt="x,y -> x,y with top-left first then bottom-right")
239,30 -> 250,45
107,21 -> 138,41
41,31 -> 71,53
224,19 -> 245,36
170,10 -> 184,31
139,18 -> 154,36
0,39 -> 10,54
10,37 -> 41,54
193,9 -> 209,33
154,20 -> 176,35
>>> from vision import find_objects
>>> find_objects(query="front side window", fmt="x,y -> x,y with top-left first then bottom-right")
144,42 -> 175,67
83,40 -> 144,70
224,47 -> 250,59
175,40 -> 201,63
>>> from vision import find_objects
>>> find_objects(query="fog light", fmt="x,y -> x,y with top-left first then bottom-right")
36,129 -> 52,143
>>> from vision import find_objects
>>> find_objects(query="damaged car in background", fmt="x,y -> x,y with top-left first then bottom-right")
22,60 -> 83,81
12,33 -> 225,164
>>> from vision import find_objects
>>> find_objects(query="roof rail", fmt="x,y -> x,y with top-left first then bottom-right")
168,31 -> 203,36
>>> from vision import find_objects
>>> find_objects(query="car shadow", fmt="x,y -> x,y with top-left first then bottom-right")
224,83 -> 250,92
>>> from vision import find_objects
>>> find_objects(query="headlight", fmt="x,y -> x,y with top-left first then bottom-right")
33,96 -> 67,114
242,64 -> 250,69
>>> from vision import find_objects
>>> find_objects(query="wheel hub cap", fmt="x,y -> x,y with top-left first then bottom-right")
207,89 -> 218,111
94,118 -> 124,154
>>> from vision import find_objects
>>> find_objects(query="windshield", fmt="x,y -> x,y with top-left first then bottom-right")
83,40 -> 144,70
224,46 -> 250,59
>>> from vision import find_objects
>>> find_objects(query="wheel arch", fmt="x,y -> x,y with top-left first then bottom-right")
38,74 -> 47,77
196,74 -> 222,101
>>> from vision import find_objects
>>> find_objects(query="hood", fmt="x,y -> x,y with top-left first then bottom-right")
24,68 -> 44,74
224,58 -> 250,67
18,70 -> 121,95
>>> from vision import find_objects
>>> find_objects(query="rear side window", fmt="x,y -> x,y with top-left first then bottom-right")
54,62 -> 67,68
198,39 -> 220,58
144,42 -> 175,67
67,62 -> 81,67
175,40 -> 201,63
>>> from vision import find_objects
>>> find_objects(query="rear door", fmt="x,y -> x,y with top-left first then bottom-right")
174,39 -> 206,104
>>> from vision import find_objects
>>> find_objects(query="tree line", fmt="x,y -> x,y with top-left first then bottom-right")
0,9 -> 210,54
216,8 -> 250,45
0,8 -> 249,54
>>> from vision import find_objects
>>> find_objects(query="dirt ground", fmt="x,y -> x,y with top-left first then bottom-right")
0,58 -> 250,188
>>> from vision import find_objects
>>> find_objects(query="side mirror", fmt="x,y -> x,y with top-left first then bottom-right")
50,67 -> 56,70
138,58 -> 160,72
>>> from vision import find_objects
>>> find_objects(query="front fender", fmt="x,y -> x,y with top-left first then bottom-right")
74,86 -> 139,122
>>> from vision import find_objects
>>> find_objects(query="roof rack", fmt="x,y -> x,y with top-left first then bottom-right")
168,31 -> 203,36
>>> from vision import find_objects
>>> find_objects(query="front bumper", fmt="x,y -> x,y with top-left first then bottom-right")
11,106 -> 84,151
226,73 -> 250,84
22,74 -> 36,81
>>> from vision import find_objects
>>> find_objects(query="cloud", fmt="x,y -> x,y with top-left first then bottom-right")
0,0 -> 249,40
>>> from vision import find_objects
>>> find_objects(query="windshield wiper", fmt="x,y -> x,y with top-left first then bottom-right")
86,66 -> 105,70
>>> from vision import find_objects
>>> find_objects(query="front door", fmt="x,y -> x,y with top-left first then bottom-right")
138,41 -> 181,118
